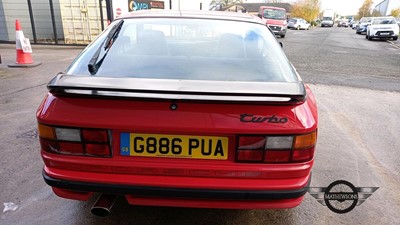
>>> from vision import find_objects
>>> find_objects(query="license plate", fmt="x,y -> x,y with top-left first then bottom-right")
380,33 -> 389,35
120,133 -> 228,160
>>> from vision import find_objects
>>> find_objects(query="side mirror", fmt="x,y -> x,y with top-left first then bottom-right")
258,14 -> 262,18
279,42 -> 283,48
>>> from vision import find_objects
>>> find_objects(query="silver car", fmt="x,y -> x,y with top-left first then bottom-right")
287,18 -> 311,30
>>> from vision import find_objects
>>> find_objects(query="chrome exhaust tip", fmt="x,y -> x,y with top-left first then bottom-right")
91,194 -> 117,217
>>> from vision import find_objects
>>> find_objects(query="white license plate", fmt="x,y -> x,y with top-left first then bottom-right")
380,33 -> 389,36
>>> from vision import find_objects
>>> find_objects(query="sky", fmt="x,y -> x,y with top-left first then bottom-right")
318,0 -> 382,16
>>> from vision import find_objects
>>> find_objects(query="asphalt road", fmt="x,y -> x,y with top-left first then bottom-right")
0,26 -> 399,225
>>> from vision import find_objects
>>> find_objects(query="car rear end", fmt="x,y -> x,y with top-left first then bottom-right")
37,11 -> 318,210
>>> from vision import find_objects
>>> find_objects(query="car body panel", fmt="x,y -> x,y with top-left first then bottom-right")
37,10 -> 318,209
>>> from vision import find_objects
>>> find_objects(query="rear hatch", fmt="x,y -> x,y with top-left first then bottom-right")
39,74 -> 317,165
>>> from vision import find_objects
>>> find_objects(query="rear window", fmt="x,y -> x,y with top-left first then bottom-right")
67,18 -> 298,83
289,19 -> 297,23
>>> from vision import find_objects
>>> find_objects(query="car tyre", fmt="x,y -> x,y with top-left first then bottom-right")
368,35 -> 373,41
356,31 -> 360,34
281,35 -> 285,38
393,36 -> 398,41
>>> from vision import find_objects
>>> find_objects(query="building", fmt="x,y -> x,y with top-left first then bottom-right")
0,0 -> 292,44
0,0 -> 107,44
0,0 -> 208,44
374,0 -> 400,16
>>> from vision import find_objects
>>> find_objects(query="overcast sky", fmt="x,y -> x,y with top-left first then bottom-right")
319,0 -> 382,15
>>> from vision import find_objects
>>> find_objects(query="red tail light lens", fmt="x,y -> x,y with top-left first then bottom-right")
264,150 -> 291,163
40,138 -> 58,153
85,144 -> 111,156
237,150 -> 264,162
292,148 -> 314,162
38,124 -> 111,157
238,136 -> 266,149
236,131 -> 317,163
82,129 -> 108,143
58,142 -> 84,155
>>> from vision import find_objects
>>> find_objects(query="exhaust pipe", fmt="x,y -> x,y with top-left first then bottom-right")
91,194 -> 117,217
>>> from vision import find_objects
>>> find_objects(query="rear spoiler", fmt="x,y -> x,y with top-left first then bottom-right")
47,74 -> 307,104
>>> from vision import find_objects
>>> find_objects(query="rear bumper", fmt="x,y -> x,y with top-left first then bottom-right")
43,169 -> 311,209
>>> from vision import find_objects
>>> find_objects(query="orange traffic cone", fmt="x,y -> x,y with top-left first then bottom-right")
8,20 -> 41,68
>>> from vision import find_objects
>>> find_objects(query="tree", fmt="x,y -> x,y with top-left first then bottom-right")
290,0 -> 321,23
391,7 -> 400,17
356,0 -> 373,19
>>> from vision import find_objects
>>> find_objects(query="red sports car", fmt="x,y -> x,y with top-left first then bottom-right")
37,10 -> 318,216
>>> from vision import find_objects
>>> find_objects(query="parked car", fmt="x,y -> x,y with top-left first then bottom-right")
356,17 -> 372,34
287,18 -> 311,30
337,19 -> 349,27
351,20 -> 359,29
366,16 -> 399,41
258,6 -> 288,38
37,10 -> 318,215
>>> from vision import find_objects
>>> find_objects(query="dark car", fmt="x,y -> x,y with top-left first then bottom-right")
356,17 -> 372,34
37,10 -> 318,216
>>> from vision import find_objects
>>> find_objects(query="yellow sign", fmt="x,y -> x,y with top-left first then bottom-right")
126,133 -> 228,160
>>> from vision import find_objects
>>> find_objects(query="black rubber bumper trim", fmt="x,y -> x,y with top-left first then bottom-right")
43,170 -> 311,200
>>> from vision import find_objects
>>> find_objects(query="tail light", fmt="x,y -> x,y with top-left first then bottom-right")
236,130 -> 317,163
38,124 -> 111,157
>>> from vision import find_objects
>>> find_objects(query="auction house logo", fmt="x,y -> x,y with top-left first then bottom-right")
308,180 -> 379,214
